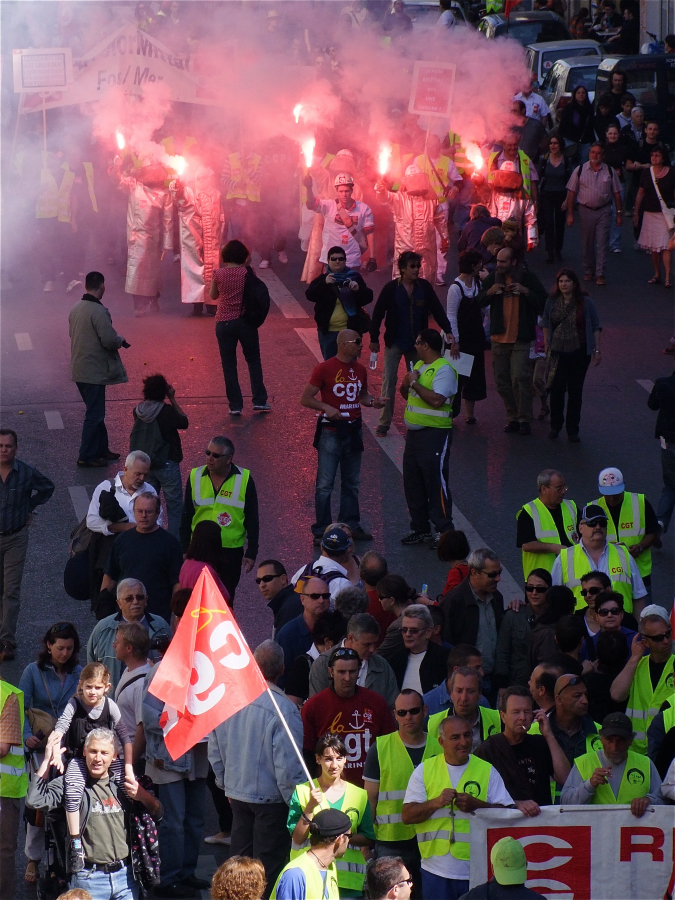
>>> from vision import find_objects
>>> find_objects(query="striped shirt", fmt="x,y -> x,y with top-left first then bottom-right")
567,162 -> 621,208
0,458 -> 55,533
212,266 -> 247,323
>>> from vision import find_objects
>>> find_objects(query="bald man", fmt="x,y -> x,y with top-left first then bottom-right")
275,577 -> 331,688
301,329 -> 387,544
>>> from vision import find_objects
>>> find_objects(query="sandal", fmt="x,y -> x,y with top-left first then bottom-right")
25,861 -> 39,883
648,276 -> 661,284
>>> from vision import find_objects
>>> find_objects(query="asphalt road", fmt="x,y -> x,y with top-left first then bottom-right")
1,209 -> 673,898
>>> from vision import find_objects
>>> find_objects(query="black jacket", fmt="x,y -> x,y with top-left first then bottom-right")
369,277 -> 452,346
648,373 -> 675,443
269,583 -> 303,635
379,640 -> 450,694
305,272 -> 373,334
438,577 -> 505,647
477,265 -> 547,343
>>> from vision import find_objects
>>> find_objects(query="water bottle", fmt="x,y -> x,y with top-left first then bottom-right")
369,352 -> 378,370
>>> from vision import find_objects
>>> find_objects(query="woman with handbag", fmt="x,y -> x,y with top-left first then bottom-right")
18,622 -> 81,884
633,145 -> 675,287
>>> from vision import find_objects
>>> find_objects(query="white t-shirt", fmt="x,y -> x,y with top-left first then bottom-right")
406,361 -> 458,431
402,650 -> 426,693
291,557 -> 353,603
316,198 -> 374,269
114,662 -> 151,743
404,759 -> 514,880
513,91 -> 550,123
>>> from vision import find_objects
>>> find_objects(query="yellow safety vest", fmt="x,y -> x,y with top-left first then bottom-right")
447,133 -> 470,176
290,781 -> 368,892
188,466 -> 249,549
404,358 -> 455,430
593,493 -> 651,577
415,153 -> 452,201
227,152 -> 261,202
664,702 -> 675,734
559,543 -> 634,612
0,682 -> 28,799
487,150 -> 533,198
519,498 -> 577,579
417,753 -> 492,861
36,157 -> 75,221
575,749 -> 651,804
625,655 -> 675,754
529,720 -> 601,802
271,851 -> 340,900
375,732 -> 438,842
427,707 -> 501,755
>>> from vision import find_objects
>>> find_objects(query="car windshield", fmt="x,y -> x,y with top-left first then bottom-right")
496,20 -> 570,45
565,66 -> 599,94
541,46 -> 597,71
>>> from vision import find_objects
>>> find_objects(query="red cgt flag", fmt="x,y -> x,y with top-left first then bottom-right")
149,568 -> 268,760
505,0 -> 524,15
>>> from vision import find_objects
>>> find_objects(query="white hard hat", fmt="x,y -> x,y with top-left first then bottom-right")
598,467 -> 625,495
334,171 -> 354,187
405,163 -> 422,176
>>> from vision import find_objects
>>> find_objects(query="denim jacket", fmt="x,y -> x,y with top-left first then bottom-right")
208,683 -> 304,804
19,663 -> 82,740
142,666 -> 192,775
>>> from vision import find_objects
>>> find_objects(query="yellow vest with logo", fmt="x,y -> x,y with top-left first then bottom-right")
290,781 -> 368,892
487,150 -> 533,198
0,682 -> 28,799
415,153 -> 452,201
427,707 -> 501,756
559,543 -> 634,613
593,493 -> 651,577
663,702 -> 675,734
188,466 -> 249,549
626,655 -> 675,754
271,851 -> 339,900
519,498 -> 577,579
417,753 -> 492,861
405,358 -> 455,430
576,749 -> 651,803
529,720 -> 601,802
375,731 -> 438,842
227,152 -> 261,202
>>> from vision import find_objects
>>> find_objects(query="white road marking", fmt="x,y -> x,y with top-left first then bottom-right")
44,411 -> 64,430
294,328 -> 522,600
257,267 -> 311,319
68,486 -> 90,521
15,333 -> 33,351
637,380 -> 654,393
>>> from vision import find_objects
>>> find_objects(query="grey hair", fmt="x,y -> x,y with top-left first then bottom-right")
132,492 -> 161,513
254,639 -> 284,682
117,578 -> 146,600
210,436 -> 235,457
640,614 -> 669,634
334,586 -> 369,619
537,468 -> 564,491
448,666 -> 481,691
467,548 -> 500,571
125,450 -> 151,468
347,612 -> 380,639
402,604 -> 433,629
84,727 -> 119,755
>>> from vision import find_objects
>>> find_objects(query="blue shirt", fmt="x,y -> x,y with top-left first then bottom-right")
423,680 -> 490,717
275,867 -> 328,900
581,626 -> 638,662
275,614 -> 313,688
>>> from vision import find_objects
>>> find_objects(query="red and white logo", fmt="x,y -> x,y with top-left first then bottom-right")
217,511 -> 232,527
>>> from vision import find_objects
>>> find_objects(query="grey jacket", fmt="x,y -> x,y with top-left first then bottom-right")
69,295 -> 128,385
208,683 -> 304,804
493,604 -> 533,689
87,611 -> 171,689
308,647 -> 399,711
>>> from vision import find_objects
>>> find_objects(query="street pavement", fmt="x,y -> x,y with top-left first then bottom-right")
1,213 -> 673,897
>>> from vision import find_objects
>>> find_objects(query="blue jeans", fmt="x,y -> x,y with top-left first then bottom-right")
610,183 -> 625,251
318,330 -> 339,360
76,382 -> 109,462
70,864 -> 139,900
158,777 -> 206,886
657,444 -> 675,532
421,870 -> 468,900
147,461 -> 183,540
313,426 -> 363,537
215,318 -> 267,411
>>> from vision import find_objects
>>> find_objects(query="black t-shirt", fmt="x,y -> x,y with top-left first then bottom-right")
363,738 -> 427,781
516,504 -> 573,549
638,167 -> 675,214
603,141 -> 628,176
475,734 -> 553,806
105,527 -> 182,619
627,140 -> 670,166
649,658 -> 669,691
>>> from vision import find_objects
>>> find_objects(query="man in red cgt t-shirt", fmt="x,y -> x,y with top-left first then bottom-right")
302,646 -> 396,786
300,328 -> 388,545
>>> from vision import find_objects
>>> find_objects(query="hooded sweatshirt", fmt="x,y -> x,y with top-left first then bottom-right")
132,401 -> 189,463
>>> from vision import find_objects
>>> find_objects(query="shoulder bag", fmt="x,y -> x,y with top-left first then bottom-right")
26,669 -> 58,749
650,166 -> 675,233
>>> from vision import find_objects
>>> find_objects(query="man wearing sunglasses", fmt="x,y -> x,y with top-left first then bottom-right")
552,504 -> 646,614
517,468 -> 577,580
611,605 -> 674,754
275,577 -> 330,688
365,856 -> 412,900
256,560 -> 301,635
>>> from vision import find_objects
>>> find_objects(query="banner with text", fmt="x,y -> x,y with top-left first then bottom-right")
470,805 -> 674,899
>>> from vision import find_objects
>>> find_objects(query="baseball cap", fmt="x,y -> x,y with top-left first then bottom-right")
639,604 -> 670,626
310,808 -> 352,838
322,527 -> 351,553
600,711 -> 633,739
491,837 -> 527,886
598,467 -> 625,496
580,504 -> 608,525
554,674 -> 584,697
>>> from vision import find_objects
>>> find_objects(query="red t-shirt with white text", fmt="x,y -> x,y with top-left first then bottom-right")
309,357 -> 368,423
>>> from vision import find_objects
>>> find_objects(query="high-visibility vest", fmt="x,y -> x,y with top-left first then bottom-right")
0,682 -> 28,799
427,707 -> 501,755
375,732 -> 438,841
416,753 -> 492,861
486,0 -> 502,11
36,156 -> 75,221
227,152 -> 261,202
391,143 -> 414,190
529,719 -> 601,802
575,749 -> 651,804
487,150 -> 533,199
188,466 -> 249,549
447,132 -> 470,176
415,153 -> 452,201
519,498 -> 577,579
664,702 -> 675,734
593,493 -> 651,577
404,357 -> 455,430
559,543 -> 634,612
271,850 -> 339,900
290,781 -> 368,892
626,655 -> 675,754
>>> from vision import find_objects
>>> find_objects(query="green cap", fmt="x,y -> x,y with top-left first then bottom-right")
491,837 -> 527,886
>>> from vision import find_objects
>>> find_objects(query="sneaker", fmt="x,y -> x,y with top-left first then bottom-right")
596,276 -> 606,286
612,248 -> 622,254
253,403 -> 271,412
503,421 -> 520,434
351,527 -> 373,541
229,409 -> 242,417
278,251 -> 288,264
258,259 -> 270,269
66,279 -> 82,293
429,531 -> 441,550
401,530 -> 432,545
375,425 -> 388,437
519,422 -> 531,436
69,839 -> 85,873
43,281 -> 54,292
103,451 -> 121,460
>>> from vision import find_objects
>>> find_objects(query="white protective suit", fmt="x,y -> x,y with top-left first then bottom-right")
119,171 -> 173,298
172,168 -> 225,305
488,191 -> 538,248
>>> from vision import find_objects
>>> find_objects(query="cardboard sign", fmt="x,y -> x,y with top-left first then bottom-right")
13,48 -> 73,93
408,61 -> 456,118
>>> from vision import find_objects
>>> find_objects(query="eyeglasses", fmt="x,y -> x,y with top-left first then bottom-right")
580,586 -> 603,597
205,449 -> 228,459
597,607 -> 622,617
329,256 -> 346,262
395,706 -> 422,717
414,339 -> 425,346
643,630 -> 672,642
560,676 -> 583,690
303,592 -> 331,600
525,584 -> 547,594
394,879 -> 414,889
480,568 -> 503,578
120,594 -> 146,602
255,574 -> 280,585
400,626 -> 424,635
547,483 -> 568,492
330,648 -> 360,663
343,338 -> 362,345
581,518 -> 607,528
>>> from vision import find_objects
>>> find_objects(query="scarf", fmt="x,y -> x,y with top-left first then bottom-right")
549,295 -> 582,354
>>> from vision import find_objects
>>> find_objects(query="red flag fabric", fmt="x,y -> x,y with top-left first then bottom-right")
149,568 -> 268,759
505,0 -> 524,15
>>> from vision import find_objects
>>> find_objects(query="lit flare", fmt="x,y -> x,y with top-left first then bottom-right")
378,142 -> 392,177
465,142 -> 485,172
293,104 -> 303,124
172,155 -> 187,176
302,138 -> 315,169
116,130 -> 125,151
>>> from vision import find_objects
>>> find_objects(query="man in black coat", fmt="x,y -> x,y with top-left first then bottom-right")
379,604 -> 449,694
648,370 -> 675,533
369,250 -> 454,436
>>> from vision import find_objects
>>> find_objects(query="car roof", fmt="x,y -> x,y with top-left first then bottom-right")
526,39 -> 600,51
550,56 -> 602,69
482,10 -> 567,23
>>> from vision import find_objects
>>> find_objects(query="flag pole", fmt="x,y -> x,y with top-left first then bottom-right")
266,687 -> 327,808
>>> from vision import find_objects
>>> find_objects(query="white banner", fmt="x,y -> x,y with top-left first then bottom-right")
470,805 -> 674,900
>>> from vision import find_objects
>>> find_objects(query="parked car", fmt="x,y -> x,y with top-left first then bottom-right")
595,55 -> 675,145
526,39 -> 602,87
541,57 -> 601,122
390,0 -> 472,31
477,10 -> 571,45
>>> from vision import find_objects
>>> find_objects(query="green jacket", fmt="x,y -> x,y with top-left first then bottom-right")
478,266 -> 548,343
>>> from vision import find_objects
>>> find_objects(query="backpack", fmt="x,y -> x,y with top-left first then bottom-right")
296,561 -> 349,592
128,775 -> 161,891
130,412 -> 170,470
242,268 -> 271,328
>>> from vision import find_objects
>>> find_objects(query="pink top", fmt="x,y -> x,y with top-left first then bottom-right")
179,559 -> 230,603
212,265 -> 247,322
